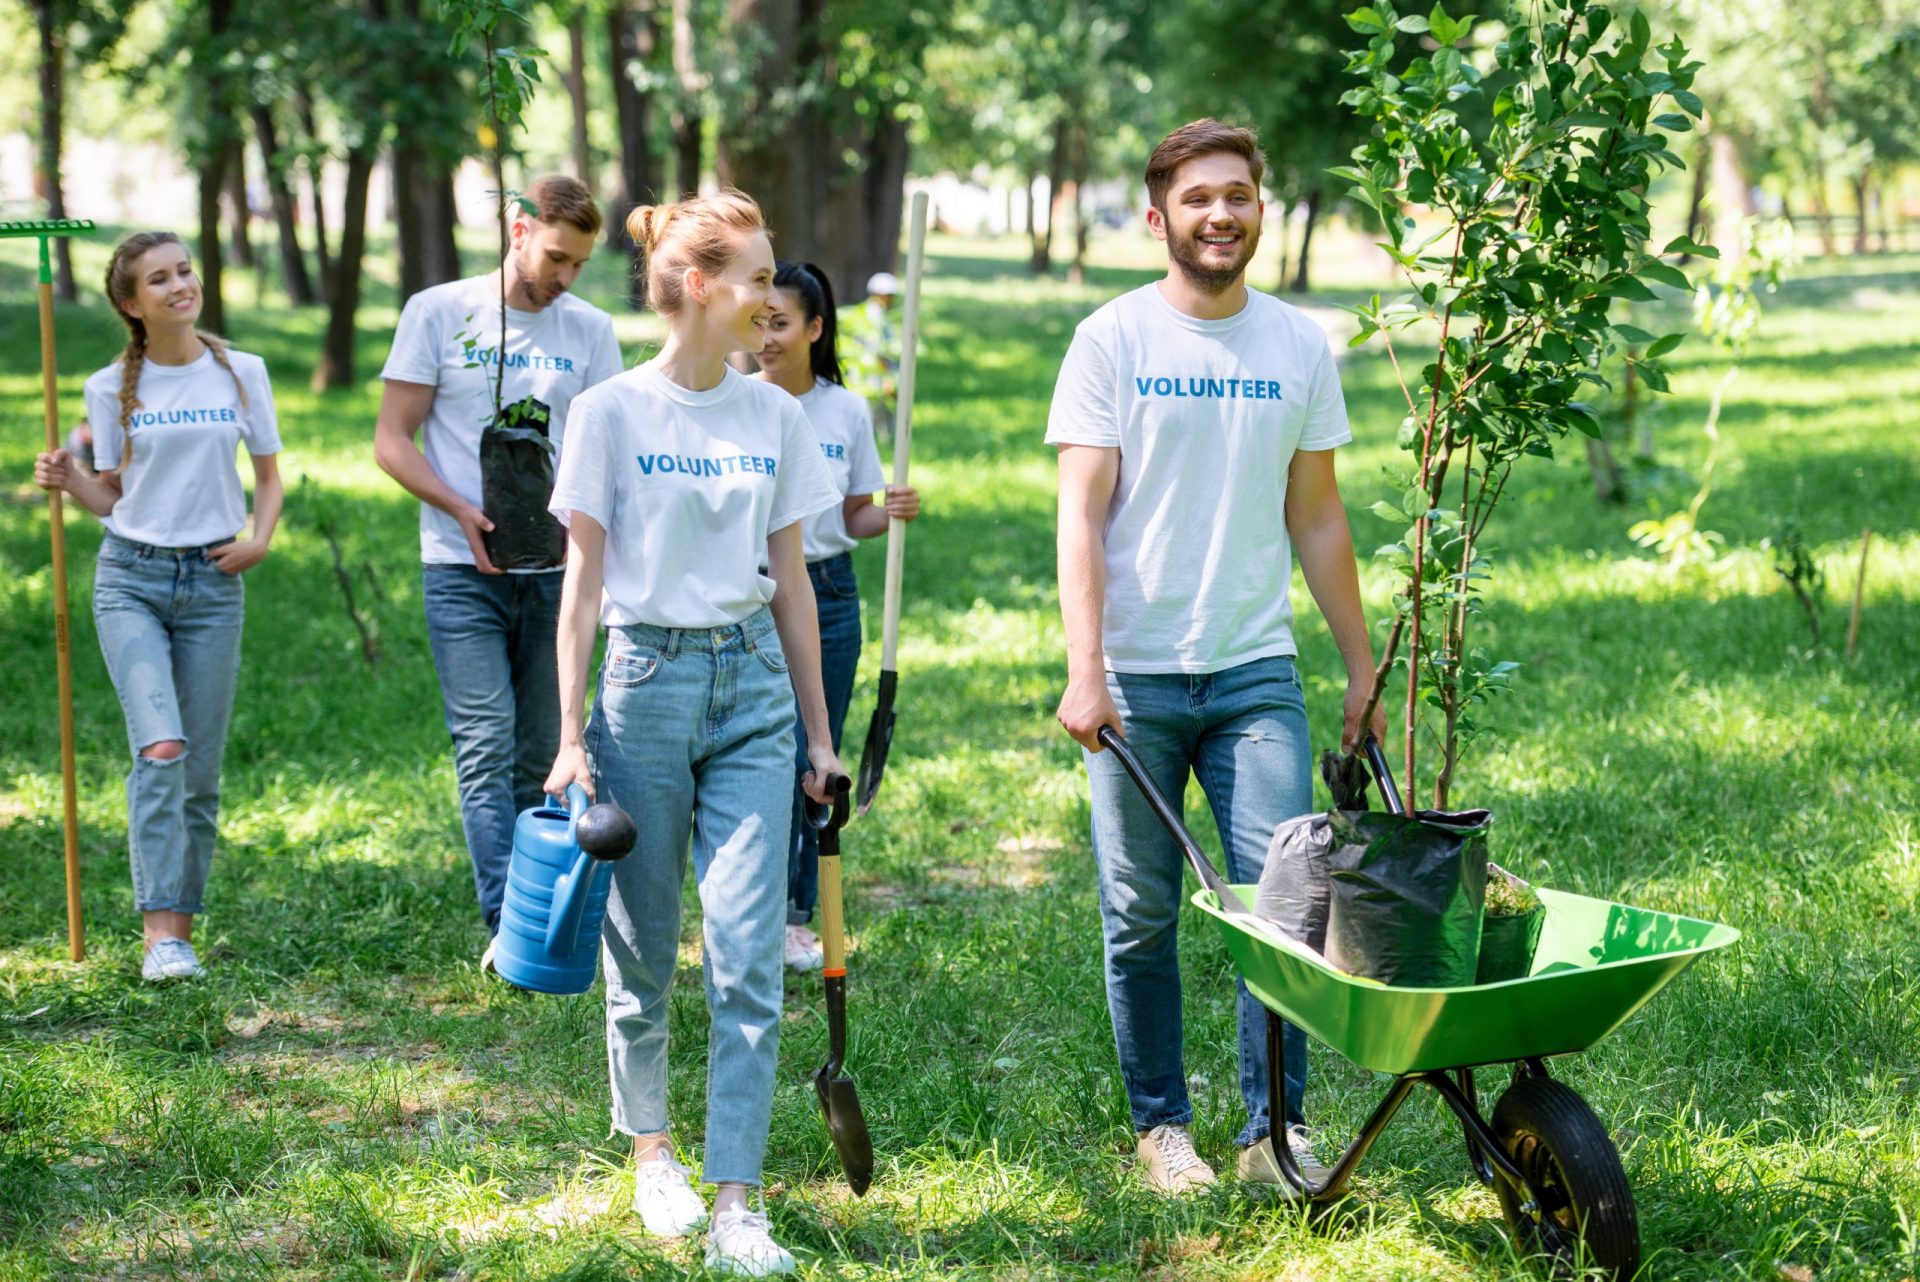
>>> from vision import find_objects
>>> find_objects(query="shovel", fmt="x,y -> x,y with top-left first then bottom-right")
856,191 -> 930,814
6,218 -> 96,962
805,771 -> 874,1194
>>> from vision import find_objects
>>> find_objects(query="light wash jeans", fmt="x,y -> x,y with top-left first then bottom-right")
1082,655 -> 1314,1148
92,533 -> 245,915
586,608 -> 794,1186
422,565 -> 563,933
787,552 -> 863,926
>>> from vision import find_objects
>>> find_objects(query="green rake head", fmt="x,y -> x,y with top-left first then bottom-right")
0,218 -> 98,284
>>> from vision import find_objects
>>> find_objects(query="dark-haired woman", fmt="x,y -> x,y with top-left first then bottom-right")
752,261 -> 919,972
33,231 -> 282,982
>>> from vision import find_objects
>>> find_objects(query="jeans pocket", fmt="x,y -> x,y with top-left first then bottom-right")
753,643 -> 790,674
604,648 -> 663,687
820,561 -> 860,600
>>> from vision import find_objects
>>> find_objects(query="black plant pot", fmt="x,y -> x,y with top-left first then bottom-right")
1476,905 -> 1544,984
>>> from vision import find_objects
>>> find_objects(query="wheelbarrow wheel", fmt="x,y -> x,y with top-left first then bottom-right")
1490,1076 -> 1641,1280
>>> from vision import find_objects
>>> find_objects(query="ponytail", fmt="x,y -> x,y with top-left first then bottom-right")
772,260 -> 844,387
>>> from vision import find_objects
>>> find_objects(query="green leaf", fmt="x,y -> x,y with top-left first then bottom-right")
1370,501 -> 1405,523
1672,88 -> 1704,116
1661,235 -> 1719,259
1562,111 -> 1620,129
1346,7 -> 1389,33
1636,362 -> 1671,393
1396,14 -> 1430,32
1646,333 -> 1684,358
1614,323 -> 1656,345
1651,113 -> 1692,131
1602,276 -> 1658,301
1640,261 -> 1691,290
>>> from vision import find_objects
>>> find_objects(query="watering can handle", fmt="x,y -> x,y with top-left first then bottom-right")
544,782 -> 592,843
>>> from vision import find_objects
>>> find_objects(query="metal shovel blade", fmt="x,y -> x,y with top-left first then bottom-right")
811,1067 -> 874,1196
855,670 -> 898,814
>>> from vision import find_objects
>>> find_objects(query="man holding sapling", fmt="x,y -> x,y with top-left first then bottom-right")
1050,119 -> 1385,1194
375,175 -> 623,948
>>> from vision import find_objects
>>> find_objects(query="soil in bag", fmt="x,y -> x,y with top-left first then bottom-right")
480,397 -> 564,570
1322,808 -> 1492,987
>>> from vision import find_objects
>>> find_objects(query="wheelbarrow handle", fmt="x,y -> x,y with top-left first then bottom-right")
1361,733 -> 1407,817
1094,727 -> 1236,900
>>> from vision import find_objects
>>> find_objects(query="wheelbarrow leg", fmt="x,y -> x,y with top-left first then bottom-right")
1263,1009 -> 1418,1201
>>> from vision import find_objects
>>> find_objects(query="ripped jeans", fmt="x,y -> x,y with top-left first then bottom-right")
92,533 -> 244,915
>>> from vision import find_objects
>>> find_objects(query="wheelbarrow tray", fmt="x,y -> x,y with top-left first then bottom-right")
1195,884 -> 1741,1075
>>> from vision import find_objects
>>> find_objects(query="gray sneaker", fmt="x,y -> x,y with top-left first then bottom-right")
141,938 -> 206,982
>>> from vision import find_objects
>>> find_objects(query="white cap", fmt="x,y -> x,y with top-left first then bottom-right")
866,271 -> 900,296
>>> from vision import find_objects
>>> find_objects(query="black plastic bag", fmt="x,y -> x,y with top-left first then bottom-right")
1253,812 -> 1337,952
1323,807 -> 1491,987
480,396 -> 564,570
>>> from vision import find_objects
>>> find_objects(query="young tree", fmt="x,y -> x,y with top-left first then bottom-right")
1339,0 -> 1707,804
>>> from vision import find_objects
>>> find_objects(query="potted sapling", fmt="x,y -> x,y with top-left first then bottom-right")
1477,865 -> 1544,983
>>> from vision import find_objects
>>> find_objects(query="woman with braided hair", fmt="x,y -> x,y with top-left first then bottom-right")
33,231 -> 282,983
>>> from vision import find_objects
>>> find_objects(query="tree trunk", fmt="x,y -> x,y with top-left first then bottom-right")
314,146 -> 375,391
226,143 -> 255,270
250,105 -> 315,305
296,86 -> 333,301
1710,130 -> 1758,256
1273,199 -> 1293,292
606,1 -> 661,305
1586,436 -> 1624,503
198,150 -> 229,336
715,0 -> 805,255
1024,164 -> 1044,268
672,0 -> 702,195
426,170 -> 460,283
566,8 -> 593,182
1033,116 -> 1065,274
1852,171 -> 1871,256
1290,185 -> 1322,294
392,146 -> 427,303
1066,115 -> 1089,286
31,0 -> 75,302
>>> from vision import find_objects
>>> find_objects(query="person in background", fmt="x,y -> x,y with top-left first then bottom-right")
751,259 -> 920,971
841,270 -> 900,444
373,175 -> 622,953
33,231 -> 282,983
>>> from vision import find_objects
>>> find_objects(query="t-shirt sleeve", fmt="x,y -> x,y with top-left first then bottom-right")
1298,339 -> 1353,451
84,375 -> 124,471
380,291 -> 442,386
585,315 -> 624,389
238,357 -> 283,456
843,395 -> 887,497
548,396 -> 616,530
768,400 -> 843,533
1044,320 -> 1121,447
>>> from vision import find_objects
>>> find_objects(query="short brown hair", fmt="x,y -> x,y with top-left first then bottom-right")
1145,119 -> 1267,213
625,189 -> 768,317
521,174 -> 603,236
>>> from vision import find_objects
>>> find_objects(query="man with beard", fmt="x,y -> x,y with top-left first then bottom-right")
375,175 -> 623,951
1048,120 -> 1384,1193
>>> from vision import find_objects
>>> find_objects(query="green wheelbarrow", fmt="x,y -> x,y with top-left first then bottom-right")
1098,727 -> 1740,1279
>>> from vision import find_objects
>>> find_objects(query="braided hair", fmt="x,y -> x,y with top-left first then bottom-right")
103,232 -> 248,467
772,260 -> 844,387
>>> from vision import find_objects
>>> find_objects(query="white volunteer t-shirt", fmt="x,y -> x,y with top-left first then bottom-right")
1045,283 -> 1352,674
83,347 -> 281,548
380,275 -> 623,569
791,380 -> 886,562
550,361 -> 841,628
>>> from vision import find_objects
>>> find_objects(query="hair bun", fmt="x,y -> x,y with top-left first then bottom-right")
627,204 -> 675,252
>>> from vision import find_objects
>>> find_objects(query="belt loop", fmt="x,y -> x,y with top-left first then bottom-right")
664,628 -> 681,659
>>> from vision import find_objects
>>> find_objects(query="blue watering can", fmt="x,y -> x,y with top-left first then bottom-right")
493,783 -> 637,994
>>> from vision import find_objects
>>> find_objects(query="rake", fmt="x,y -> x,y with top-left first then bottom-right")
4,217 -> 97,961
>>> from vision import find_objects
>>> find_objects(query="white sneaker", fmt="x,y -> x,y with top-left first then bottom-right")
705,1207 -> 796,1277
480,936 -> 498,976
141,938 -> 205,982
1136,1123 -> 1216,1193
631,1154 -> 708,1237
783,924 -> 824,973
1238,1126 -> 1335,1194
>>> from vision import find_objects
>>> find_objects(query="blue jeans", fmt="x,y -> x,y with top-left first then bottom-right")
1082,655 -> 1313,1147
422,565 -> 562,933
787,553 -> 863,925
92,533 -> 245,915
586,608 -> 794,1186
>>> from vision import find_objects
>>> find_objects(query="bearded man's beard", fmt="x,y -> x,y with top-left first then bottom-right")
1167,220 -> 1260,294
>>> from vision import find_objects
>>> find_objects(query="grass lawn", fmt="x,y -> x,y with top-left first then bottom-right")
0,228 -> 1915,1281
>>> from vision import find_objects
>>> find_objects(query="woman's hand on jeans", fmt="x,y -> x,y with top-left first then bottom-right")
544,741 -> 594,801
209,538 -> 269,576
801,741 -> 846,803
